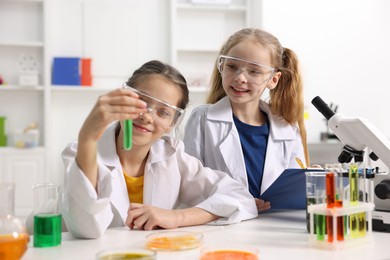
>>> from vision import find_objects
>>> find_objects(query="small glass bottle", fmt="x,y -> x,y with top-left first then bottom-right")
0,183 -> 29,260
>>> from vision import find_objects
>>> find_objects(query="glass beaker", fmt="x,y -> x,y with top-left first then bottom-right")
0,183 -> 29,260
305,171 -> 327,237
32,183 -> 62,247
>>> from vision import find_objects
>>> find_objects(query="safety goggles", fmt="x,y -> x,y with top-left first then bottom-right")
217,55 -> 275,85
122,83 -> 185,129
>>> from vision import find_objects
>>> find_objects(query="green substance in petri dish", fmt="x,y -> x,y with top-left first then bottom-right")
123,119 -> 132,150
99,253 -> 154,260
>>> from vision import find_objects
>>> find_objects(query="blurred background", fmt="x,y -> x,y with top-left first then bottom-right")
1,0 -> 389,217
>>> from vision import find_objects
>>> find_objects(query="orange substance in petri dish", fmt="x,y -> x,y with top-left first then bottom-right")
0,233 -> 29,260
200,250 -> 258,260
146,235 -> 201,250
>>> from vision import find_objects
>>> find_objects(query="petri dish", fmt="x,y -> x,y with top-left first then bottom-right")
145,231 -> 203,251
96,247 -> 156,260
200,244 -> 259,260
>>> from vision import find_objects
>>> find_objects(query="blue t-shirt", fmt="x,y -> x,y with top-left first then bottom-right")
233,113 -> 269,198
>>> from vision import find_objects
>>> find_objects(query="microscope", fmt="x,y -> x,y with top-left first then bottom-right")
312,96 -> 390,232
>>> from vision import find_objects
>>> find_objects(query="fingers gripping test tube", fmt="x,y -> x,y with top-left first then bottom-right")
123,120 -> 132,150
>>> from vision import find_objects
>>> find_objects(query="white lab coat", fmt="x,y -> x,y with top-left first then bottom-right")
183,97 -> 305,196
61,123 -> 258,239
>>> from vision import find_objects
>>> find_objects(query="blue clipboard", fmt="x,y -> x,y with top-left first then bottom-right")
259,168 -> 326,210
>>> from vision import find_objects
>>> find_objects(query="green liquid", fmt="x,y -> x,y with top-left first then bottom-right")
316,215 -> 326,241
123,120 -> 132,150
33,213 -> 62,247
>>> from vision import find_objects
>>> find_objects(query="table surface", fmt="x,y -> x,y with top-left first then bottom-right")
22,210 -> 390,260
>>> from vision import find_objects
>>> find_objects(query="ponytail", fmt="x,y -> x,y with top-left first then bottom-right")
269,48 -> 309,165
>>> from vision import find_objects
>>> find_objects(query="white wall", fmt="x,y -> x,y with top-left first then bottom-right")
48,0 -> 390,179
261,0 -> 390,143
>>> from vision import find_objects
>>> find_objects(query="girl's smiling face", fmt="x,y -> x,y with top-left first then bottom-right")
222,38 -> 280,106
126,74 -> 182,148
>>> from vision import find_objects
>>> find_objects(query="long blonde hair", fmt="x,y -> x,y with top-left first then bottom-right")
207,28 -> 309,164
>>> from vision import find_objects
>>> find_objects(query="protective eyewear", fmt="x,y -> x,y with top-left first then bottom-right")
217,55 -> 275,85
122,83 -> 185,128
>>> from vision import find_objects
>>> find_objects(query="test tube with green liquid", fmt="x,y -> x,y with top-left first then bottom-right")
123,120 -> 132,150
316,215 -> 326,241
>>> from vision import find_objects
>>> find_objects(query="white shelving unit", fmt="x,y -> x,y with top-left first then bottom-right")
0,0 -> 258,217
0,0 -> 49,218
169,0 -> 252,131
0,0 -> 49,146
170,0 -> 251,91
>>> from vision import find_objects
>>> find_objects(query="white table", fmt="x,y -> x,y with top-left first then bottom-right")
22,210 -> 390,260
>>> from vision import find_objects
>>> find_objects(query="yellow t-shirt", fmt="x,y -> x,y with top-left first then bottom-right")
123,173 -> 144,203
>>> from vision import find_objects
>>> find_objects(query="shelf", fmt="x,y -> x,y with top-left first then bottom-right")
177,48 -> 219,53
51,86 -> 113,92
50,85 -> 208,93
0,0 -> 44,2
177,3 -> 246,11
189,86 -> 208,92
0,85 -> 44,91
171,0 -> 249,84
0,41 -> 44,47
0,146 -> 45,154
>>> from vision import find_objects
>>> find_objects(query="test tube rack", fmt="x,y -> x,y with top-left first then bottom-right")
306,167 -> 375,249
308,202 -> 374,249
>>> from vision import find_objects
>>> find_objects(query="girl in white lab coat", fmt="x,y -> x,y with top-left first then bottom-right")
62,60 -> 258,239
183,28 -> 309,212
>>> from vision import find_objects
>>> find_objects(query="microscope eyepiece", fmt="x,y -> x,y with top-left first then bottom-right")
311,96 -> 335,120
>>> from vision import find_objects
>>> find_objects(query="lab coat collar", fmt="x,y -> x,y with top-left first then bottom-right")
148,136 -> 177,164
208,96 -> 234,122
258,101 -> 297,141
207,97 -> 298,195
208,96 -> 296,141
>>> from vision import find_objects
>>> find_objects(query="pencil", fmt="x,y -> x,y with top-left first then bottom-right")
295,157 -> 306,169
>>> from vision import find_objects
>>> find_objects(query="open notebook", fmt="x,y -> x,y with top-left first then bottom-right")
259,168 -> 326,210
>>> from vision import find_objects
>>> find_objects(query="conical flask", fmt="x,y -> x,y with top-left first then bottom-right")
0,183 -> 29,260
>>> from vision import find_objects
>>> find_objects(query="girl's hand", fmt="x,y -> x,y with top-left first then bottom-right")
75,88 -> 146,189
80,88 -> 147,142
125,203 -> 179,231
255,198 -> 271,212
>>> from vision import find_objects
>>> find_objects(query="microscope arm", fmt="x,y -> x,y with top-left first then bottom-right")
328,114 -> 390,169
312,96 -> 390,169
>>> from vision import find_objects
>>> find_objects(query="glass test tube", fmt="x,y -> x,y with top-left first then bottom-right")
123,120 -> 132,150
306,171 -> 326,240
335,172 -> 344,241
358,167 -> 368,237
349,164 -> 359,238
326,172 -> 335,242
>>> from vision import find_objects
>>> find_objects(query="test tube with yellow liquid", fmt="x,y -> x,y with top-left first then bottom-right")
349,164 -> 359,238
357,167 -> 368,237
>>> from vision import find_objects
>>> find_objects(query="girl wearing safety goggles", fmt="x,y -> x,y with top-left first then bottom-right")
61,60 -> 257,239
184,28 -> 309,212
